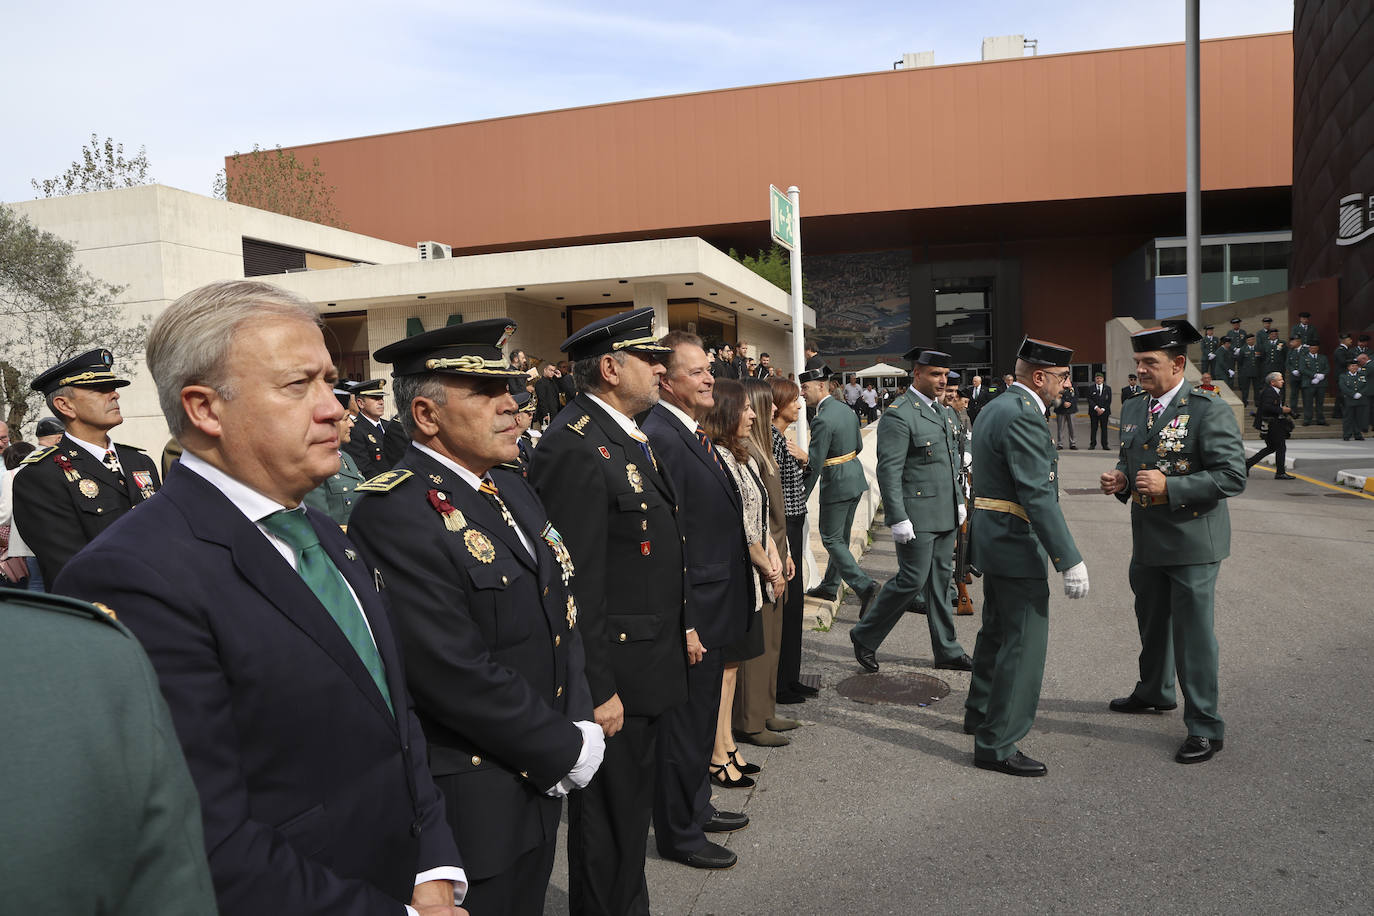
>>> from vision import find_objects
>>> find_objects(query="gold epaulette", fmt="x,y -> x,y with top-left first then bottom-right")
568,415 -> 591,436
21,446 -> 56,465
355,469 -> 413,493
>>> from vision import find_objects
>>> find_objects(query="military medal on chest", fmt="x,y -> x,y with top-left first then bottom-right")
131,470 -> 156,500
464,528 -> 496,563
78,478 -> 100,499
565,595 -> 578,629
426,489 -> 468,532
625,462 -> 644,493
540,521 -> 575,585
54,452 -> 80,483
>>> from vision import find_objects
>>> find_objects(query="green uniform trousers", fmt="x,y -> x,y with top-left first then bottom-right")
1301,386 -> 1327,422
817,496 -> 874,594
1128,560 -> 1224,740
851,527 -> 963,662
964,574 -> 1049,761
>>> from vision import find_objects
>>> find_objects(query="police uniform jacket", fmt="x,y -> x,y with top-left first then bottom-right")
344,416 -> 390,474
969,388 -> 1081,577
529,395 -> 688,716
1213,345 -> 1236,380
13,434 -> 160,585
349,448 -> 590,881
53,462 -> 459,915
1113,385 -> 1246,567
1201,335 -> 1220,364
382,417 -> 410,470
303,450 -> 365,526
1291,322 -> 1319,346
1236,344 -> 1261,378
1338,368 -> 1370,400
1299,350 -> 1329,388
643,402 -> 753,651
874,389 -> 960,533
803,396 -> 869,503
0,590 -> 216,914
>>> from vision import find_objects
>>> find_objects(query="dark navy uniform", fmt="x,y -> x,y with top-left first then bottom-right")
342,379 -> 392,475
530,311 -> 689,916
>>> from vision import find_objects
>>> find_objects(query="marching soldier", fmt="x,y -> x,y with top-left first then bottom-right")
850,348 -> 971,674
801,365 -> 876,610
342,378 -> 391,474
1100,320 -> 1245,764
529,308 -> 690,915
964,337 -> 1088,777
13,348 -> 161,585
349,319 -> 603,914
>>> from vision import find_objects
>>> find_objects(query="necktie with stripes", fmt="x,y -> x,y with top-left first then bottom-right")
695,425 -> 725,475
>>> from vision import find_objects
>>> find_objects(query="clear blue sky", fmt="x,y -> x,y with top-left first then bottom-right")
1,0 -> 1293,205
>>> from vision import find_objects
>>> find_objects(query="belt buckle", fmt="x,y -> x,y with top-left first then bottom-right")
1134,492 -> 1148,507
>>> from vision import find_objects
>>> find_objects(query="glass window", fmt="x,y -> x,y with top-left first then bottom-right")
1156,247 -> 1186,277
1229,242 -> 1265,272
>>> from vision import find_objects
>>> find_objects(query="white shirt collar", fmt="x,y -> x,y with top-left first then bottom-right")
68,433 -> 114,463
656,397 -> 700,434
413,443 -> 485,493
585,391 -> 655,439
178,449 -> 295,521
1151,377 -> 1188,411
1011,381 -> 1046,415
908,385 -> 938,410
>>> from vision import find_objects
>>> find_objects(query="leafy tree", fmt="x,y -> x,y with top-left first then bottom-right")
31,134 -> 153,197
727,244 -> 805,297
0,204 -> 150,436
213,145 -> 346,228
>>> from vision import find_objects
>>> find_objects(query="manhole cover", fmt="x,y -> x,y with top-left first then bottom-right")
837,672 -> 950,707
1063,487 -> 1100,495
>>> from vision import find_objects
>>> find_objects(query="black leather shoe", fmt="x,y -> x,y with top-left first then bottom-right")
1109,694 -> 1177,713
672,841 -> 738,868
1274,473 -> 1296,480
1175,735 -> 1223,764
905,602 -> 928,615
790,681 -> 819,697
1070,444 -> 1078,450
857,582 -> 879,616
775,690 -> 806,705
935,653 -> 974,672
849,631 -> 878,672
727,749 -> 760,775
974,751 -> 1047,777
704,810 -> 750,832
805,586 -> 837,600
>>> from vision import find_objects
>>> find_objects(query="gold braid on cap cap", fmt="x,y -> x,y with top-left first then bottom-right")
425,355 -> 512,371
611,335 -> 661,351
57,371 -> 118,386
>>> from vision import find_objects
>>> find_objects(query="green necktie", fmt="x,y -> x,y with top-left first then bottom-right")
261,508 -> 393,715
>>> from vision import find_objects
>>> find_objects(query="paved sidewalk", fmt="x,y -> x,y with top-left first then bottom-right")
544,442 -> 1374,914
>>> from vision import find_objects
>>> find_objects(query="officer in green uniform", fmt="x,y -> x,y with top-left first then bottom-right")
1213,337 -> 1236,391
1338,357 -> 1369,440
1298,342 -> 1330,425
1199,326 -> 1220,371
1224,317 -> 1246,350
1284,336 -> 1305,412
303,384 -> 367,526
801,365 -> 875,609
850,348 -> 970,673
1235,333 -> 1261,407
1261,328 -> 1286,378
964,337 -> 1087,777
0,588 -> 216,913
1099,319 -> 1246,764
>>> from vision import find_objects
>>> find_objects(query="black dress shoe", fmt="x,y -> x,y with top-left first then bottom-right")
857,582 -> 879,616
1175,735 -> 1223,764
1070,444 -> 1078,450
672,841 -> 738,869
1109,694 -> 1177,713
1274,473 -> 1296,480
704,809 -> 750,832
849,631 -> 878,672
905,602 -> 928,615
775,690 -> 806,705
934,653 -> 974,672
709,762 -> 754,789
727,749 -> 760,775
790,681 -> 819,697
974,751 -> 1047,777
805,586 -> 837,600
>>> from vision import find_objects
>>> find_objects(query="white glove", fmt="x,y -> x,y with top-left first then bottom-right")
1206,352 -> 1215,360
1355,393 -> 1363,399
1292,370 -> 1300,376
548,720 -> 607,797
1062,561 -> 1089,599
890,519 -> 915,544
1313,373 -> 1325,384
957,503 -> 967,526
1227,369 -> 1235,377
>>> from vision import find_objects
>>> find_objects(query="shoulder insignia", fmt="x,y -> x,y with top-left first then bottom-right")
356,469 -> 413,493
21,446 -> 56,465
1189,388 -> 1214,401
568,415 -> 591,436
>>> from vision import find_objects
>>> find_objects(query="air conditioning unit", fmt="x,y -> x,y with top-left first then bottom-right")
418,241 -> 452,260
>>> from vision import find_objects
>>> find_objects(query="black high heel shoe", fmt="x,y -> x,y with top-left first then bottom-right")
709,761 -> 755,788
727,748 -> 761,775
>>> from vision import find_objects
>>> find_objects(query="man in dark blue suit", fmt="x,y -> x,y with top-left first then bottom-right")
1086,372 -> 1112,450
349,320 -> 603,915
55,280 -> 465,916
642,330 -> 753,871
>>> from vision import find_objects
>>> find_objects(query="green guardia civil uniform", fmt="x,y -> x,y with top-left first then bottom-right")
804,394 -> 873,595
1262,336 -> 1287,376
1285,344 -> 1305,410
1338,366 -> 1371,438
303,449 -> 367,526
1236,341 -> 1261,404
851,386 -> 966,662
964,385 -> 1082,762
1212,344 -> 1236,387
1113,382 -> 1245,741
1298,349 -> 1330,422
1200,334 -> 1221,369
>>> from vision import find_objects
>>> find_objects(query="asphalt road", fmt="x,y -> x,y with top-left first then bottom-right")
545,434 -> 1374,915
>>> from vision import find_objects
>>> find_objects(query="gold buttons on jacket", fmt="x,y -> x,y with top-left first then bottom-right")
554,635 -> 561,647
619,633 -> 628,642
501,575 -> 508,585
640,502 -> 648,510
543,586 -> 549,596
556,685 -> 564,697
470,755 -> 482,766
